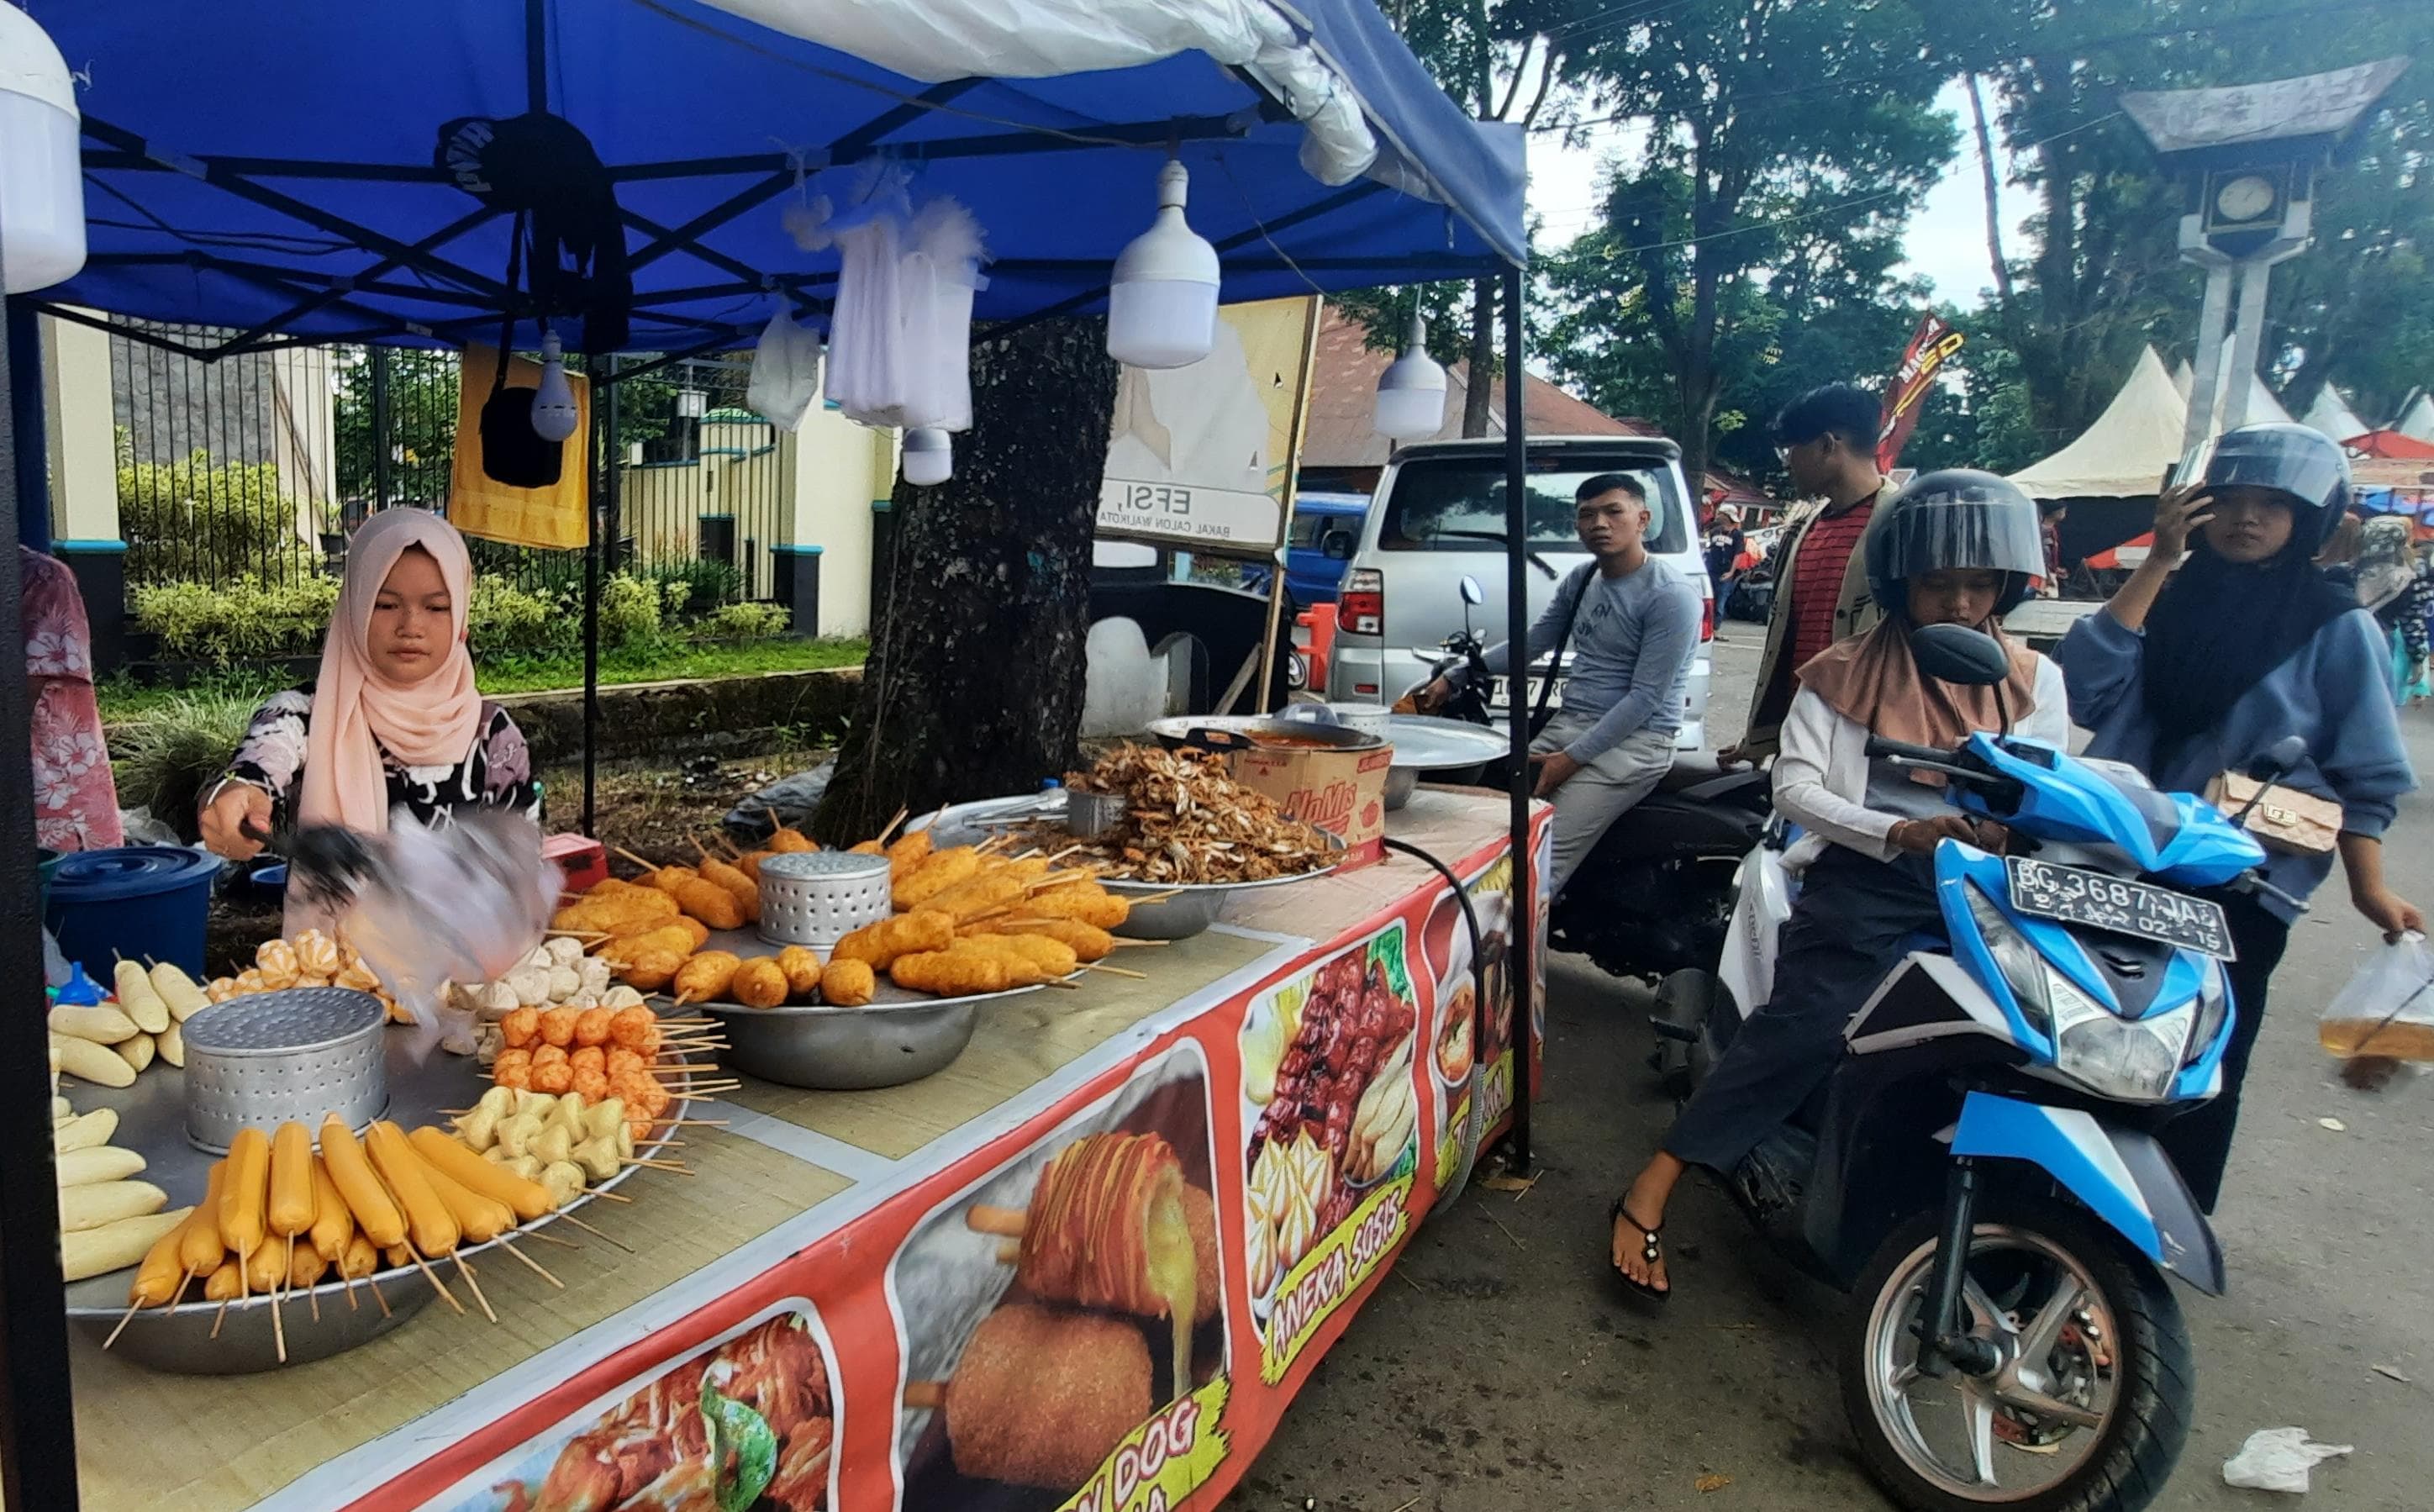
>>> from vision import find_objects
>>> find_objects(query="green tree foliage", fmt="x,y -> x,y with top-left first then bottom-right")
1529,0 -> 1956,489
116,435 -> 317,587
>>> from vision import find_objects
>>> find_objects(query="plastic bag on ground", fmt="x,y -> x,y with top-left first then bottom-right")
745,307 -> 825,431
2222,1427 -> 2353,1493
2318,931 -> 2434,1063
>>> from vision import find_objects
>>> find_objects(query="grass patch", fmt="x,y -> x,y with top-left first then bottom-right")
98,637 -> 867,722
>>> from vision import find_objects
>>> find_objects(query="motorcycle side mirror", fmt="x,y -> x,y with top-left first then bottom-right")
1459,575 -> 1486,606
1908,623 -> 2011,687
2247,735 -> 2310,782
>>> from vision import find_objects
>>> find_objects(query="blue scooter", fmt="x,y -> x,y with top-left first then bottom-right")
1652,624 -> 2302,1512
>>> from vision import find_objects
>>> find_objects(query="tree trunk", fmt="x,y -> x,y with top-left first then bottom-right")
814,319 -> 1120,842
1965,75 -> 2015,308
1462,277 -> 1497,438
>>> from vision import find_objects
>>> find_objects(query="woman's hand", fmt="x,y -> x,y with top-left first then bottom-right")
2149,483 -> 2215,560
2352,885 -> 2425,942
1889,814 -> 2005,856
198,782 -> 273,861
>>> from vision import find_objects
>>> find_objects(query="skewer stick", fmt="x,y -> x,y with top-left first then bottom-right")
558,1211 -> 634,1251
624,1157 -> 693,1174
210,1300 -> 230,1339
613,846 -> 664,874
367,1275 -> 392,1318
1084,961 -> 1151,980
965,1203 -> 1028,1238
451,1256 -> 498,1324
519,1225 -> 581,1249
341,1273 -> 359,1312
1107,937 -> 1170,948
269,1285 -> 287,1364
877,808 -> 910,845
655,1118 -> 728,1128
308,1282 -> 321,1325
497,1238 -> 565,1289
582,1186 -> 635,1203
689,837 -> 714,861
408,1250 -> 466,1315
1045,844 -> 1088,866
904,1381 -> 949,1411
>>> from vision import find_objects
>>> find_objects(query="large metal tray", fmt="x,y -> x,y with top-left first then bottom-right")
678,927 -> 1055,1089
61,1020 -> 695,1373
920,794 -> 1345,939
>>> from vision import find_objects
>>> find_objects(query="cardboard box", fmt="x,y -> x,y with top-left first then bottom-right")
1227,741 -> 1393,869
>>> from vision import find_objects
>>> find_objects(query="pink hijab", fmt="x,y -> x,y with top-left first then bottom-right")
297,509 -> 482,838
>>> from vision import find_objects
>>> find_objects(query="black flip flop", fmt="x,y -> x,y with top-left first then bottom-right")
1609,1197 -> 1671,1303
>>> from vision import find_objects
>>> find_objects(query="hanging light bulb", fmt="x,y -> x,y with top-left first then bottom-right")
529,331 -> 580,444
902,427 -> 952,487
0,5 -> 87,293
1374,308 -> 1448,442
1107,159 -> 1220,370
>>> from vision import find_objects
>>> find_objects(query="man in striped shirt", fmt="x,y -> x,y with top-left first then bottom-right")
1721,384 -> 1891,765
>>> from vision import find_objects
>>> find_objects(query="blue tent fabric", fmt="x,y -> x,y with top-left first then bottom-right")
42,0 -> 1525,353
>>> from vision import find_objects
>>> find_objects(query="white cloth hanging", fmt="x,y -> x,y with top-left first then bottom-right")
792,164 -> 988,432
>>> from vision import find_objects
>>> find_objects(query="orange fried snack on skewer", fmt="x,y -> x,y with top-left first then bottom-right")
969,1131 -> 1210,1323
933,1303 -> 1151,1490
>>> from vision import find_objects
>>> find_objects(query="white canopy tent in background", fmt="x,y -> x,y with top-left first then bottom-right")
2010,347 -> 2191,500
2170,350 -> 2294,429
2301,383 -> 2372,444
2400,391 -> 2434,444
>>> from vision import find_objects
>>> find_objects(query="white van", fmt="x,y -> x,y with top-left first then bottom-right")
1320,435 -> 1715,750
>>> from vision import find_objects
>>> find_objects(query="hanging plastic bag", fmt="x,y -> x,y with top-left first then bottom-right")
746,306 -> 825,432
2318,931 -> 2434,1066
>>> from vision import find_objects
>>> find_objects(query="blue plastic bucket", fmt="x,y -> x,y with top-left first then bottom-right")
45,846 -> 224,982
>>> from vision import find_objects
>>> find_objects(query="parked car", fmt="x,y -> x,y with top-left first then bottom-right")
1322,436 -> 1715,750
1240,490 -> 1371,608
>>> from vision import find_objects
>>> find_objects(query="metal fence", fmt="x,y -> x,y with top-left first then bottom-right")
108,323 -> 786,604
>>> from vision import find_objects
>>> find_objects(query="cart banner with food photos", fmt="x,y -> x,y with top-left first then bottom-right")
67,794 -> 1541,1512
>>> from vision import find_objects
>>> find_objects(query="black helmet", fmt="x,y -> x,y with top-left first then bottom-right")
2201,422 -> 2352,550
1865,469 -> 2045,620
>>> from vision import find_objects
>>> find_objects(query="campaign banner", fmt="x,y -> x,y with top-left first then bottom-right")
1098,297 -> 1322,557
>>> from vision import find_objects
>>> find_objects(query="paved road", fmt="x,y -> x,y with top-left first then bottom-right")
1252,622 -> 2434,1509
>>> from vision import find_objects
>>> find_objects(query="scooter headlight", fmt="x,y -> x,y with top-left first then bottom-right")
2050,973 -> 2194,1102
2188,957 -> 2231,1067
1964,883 -> 2051,1035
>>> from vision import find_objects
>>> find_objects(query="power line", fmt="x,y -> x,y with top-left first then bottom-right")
1526,0 -> 2424,134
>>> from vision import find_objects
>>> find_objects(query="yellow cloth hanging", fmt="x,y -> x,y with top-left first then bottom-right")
448,341 -> 591,550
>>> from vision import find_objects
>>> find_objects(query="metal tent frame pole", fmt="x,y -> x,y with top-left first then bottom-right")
0,271 -> 84,1511
1499,265 -> 1533,1172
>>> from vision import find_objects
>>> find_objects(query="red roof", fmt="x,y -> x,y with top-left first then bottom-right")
1301,308 -> 1767,505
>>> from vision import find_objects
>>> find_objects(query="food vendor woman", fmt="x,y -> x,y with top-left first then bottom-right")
197,509 -> 538,929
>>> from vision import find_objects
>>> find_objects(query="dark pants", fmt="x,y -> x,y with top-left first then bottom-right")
1666,847 -> 1942,1172
2160,890 -> 2290,1215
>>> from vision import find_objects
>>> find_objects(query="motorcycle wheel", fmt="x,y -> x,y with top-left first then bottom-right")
1839,1198 -> 2191,1512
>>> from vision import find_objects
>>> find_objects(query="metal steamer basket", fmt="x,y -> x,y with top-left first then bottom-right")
180,988 -> 388,1152
758,850 -> 892,951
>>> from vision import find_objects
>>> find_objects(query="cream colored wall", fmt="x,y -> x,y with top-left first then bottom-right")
782,404 -> 893,638
39,313 -> 117,544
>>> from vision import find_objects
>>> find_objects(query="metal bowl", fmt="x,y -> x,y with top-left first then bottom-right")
704,996 -> 983,1089
73,1274 -> 437,1374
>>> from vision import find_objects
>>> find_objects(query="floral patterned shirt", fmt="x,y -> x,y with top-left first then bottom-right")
23,547 -> 123,852
217,683 -> 540,834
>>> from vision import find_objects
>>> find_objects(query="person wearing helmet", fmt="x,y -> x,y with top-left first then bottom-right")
2059,422 -> 2418,1214
1607,472 -> 2066,1300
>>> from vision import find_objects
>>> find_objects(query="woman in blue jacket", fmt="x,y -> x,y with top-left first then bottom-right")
2059,423 -> 2419,1214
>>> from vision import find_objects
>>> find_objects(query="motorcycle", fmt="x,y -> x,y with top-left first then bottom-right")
1416,577 -> 1768,978
1648,622 -> 2298,1512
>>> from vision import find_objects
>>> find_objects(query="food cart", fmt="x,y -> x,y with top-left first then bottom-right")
0,2 -> 1547,1505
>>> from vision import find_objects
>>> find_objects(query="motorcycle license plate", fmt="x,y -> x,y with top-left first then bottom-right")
1486,676 -> 1561,712
2005,857 -> 2235,960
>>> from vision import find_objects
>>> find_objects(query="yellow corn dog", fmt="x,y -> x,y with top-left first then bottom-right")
408,1127 -> 554,1223
364,1122 -> 458,1256
317,1118 -> 408,1249
308,1158 -> 354,1263
218,1127 -> 270,1258
267,1122 -> 316,1237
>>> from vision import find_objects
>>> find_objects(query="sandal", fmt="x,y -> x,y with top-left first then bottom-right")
1609,1197 -> 1671,1303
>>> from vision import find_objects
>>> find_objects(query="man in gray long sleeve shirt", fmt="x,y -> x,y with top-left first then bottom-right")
1418,472 -> 1704,891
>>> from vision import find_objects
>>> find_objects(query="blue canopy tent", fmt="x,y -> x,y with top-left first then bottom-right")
0,3 -> 1536,1496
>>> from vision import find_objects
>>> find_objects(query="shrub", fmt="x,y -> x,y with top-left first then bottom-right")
696,602 -> 793,640
598,573 -> 665,649
132,575 -> 340,664
118,441 -> 320,588
466,576 -> 569,658
642,558 -> 745,617
109,693 -> 261,838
